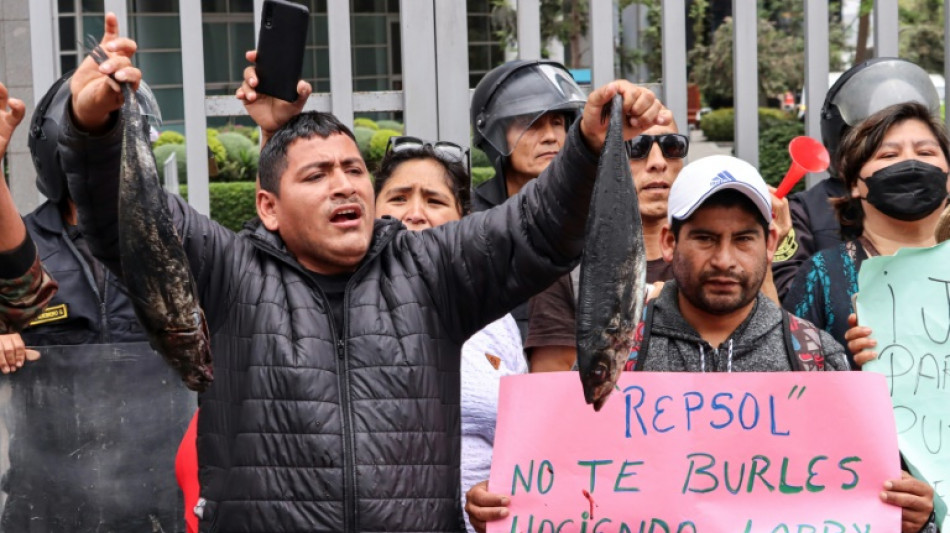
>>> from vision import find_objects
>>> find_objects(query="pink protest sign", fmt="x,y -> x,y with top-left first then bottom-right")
488,372 -> 900,533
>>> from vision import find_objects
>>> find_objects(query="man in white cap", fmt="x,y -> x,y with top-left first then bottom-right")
625,154 -> 848,372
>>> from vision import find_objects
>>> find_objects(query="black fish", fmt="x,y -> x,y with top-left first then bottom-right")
88,43 -> 213,391
576,93 -> 647,411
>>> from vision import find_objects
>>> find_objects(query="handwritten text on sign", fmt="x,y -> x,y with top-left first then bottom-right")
857,241 -> 950,530
488,372 -> 899,533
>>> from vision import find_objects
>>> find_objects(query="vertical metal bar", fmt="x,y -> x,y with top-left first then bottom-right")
29,0 -> 57,105
103,0 -> 128,35
516,0 -> 541,60
164,152 -> 180,194
327,0 -> 353,126
873,0 -> 898,57
589,0 -> 614,88
732,0 -> 758,167
804,0 -> 829,187
661,0 -> 688,139
179,1 -> 210,216
433,0 -> 470,147
398,0 -> 438,140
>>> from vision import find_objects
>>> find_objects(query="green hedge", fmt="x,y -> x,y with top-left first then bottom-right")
375,120 -> 404,133
353,127 -> 375,162
216,132 -> 259,181
154,130 -> 184,148
154,144 -> 187,182
354,117 -> 379,130
700,108 -> 797,143
179,182 -> 258,232
471,147 -> 491,168
471,167 -> 495,188
758,119 -> 806,191
368,129 -> 401,169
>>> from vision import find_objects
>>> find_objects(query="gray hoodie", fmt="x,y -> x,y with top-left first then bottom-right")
638,281 -> 849,372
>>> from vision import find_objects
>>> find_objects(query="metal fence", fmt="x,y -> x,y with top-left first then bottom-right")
24,0 -> 949,216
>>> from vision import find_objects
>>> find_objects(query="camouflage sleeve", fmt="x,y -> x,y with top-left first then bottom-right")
0,236 -> 58,333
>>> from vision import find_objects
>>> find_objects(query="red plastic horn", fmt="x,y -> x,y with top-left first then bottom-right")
775,136 -> 830,199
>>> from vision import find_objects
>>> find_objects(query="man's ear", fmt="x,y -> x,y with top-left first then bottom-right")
765,225 -> 779,261
257,189 -> 280,231
660,223 -> 675,262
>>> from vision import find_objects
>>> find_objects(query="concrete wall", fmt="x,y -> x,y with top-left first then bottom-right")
1,0 -> 39,214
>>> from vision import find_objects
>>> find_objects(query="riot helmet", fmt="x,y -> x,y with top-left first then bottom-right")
471,60 -> 586,175
29,72 -> 73,204
29,73 -> 162,204
821,58 -> 940,170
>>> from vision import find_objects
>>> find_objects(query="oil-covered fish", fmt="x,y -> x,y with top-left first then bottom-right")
89,43 -> 213,391
576,93 -> 646,411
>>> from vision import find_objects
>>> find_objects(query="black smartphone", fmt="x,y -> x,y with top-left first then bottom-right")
255,0 -> 310,102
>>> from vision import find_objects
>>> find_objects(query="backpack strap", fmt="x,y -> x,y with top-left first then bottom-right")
783,310 -> 825,371
628,299 -> 657,371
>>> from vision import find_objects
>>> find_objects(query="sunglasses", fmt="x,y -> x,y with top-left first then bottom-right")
385,136 -> 471,170
625,134 -> 689,160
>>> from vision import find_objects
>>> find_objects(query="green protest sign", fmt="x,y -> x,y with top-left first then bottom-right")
856,241 -> 950,529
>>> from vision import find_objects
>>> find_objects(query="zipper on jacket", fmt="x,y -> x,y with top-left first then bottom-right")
62,231 -> 109,342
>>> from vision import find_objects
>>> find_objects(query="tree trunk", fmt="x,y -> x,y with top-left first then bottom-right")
854,12 -> 870,64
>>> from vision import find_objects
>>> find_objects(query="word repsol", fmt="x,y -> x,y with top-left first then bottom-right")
622,386 -> 792,438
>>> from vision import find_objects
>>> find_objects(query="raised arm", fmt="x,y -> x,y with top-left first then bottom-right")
0,82 -> 58,332
61,14 -> 236,329
419,81 -> 672,341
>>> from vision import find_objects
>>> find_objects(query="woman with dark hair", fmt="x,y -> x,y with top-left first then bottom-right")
785,101 -> 945,533
784,102 -> 950,363
375,136 -> 527,533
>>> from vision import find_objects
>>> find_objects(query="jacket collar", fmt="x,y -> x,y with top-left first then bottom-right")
472,175 -> 508,210
29,201 -> 67,234
651,280 -> 783,348
243,216 -> 402,276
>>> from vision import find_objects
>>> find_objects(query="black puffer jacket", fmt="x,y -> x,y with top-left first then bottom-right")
61,113 -> 597,532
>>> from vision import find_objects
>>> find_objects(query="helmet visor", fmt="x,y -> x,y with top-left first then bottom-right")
475,64 -> 586,157
832,60 -> 940,126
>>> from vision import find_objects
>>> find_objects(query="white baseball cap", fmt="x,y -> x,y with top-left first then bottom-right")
666,155 -> 772,225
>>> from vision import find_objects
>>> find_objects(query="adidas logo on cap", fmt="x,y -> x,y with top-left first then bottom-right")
710,170 -> 737,186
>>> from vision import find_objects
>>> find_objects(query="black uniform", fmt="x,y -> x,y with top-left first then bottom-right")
1,200 -> 191,533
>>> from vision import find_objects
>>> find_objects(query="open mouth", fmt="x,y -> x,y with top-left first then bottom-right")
330,206 -> 362,224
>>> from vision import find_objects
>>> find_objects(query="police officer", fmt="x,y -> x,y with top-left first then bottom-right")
0,22 -> 193,530
773,58 -> 941,298
469,60 -> 587,340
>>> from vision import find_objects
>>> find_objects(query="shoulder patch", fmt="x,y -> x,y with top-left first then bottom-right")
28,303 -> 68,327
485,352 -> 501,370
773,227 -> 799,262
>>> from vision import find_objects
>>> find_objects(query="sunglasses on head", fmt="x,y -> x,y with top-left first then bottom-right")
385,136 -> 471,168
625,134 -> 689,160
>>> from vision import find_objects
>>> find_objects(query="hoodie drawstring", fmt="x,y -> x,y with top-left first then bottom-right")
699,345 -> 706,373
726,339 -> 734,372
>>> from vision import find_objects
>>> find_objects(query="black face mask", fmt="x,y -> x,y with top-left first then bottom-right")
859,160 -> 949,221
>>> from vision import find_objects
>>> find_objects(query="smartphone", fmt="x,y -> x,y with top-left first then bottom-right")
255,0 -> 310,102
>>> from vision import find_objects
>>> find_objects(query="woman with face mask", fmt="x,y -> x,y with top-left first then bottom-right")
784,101 -> 950,364
784,101 -> 945,533
374,136 -> 528,533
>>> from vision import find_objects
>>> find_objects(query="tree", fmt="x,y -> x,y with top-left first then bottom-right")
898,0 -> 944,72
686,1 -> 847,108
490,0 -> 589,67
